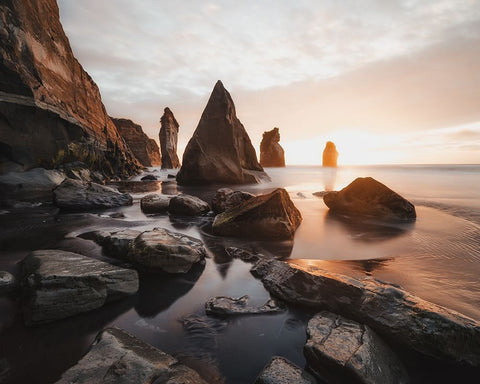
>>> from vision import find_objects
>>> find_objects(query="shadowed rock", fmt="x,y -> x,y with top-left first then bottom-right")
212,188 -> 302,240
141,193 -> 174,214
205,295 -> 284,316
168,194 -> 210,216
323,177 -> 416,221
159,107 -> 181,169
0,271 -> 16,294
255,356 -> 317,384
177,81 -> 270,185
260,128 -> 286,167
212,188 -> 255,214
322,141 -> 339,167
305,311 -> 409,384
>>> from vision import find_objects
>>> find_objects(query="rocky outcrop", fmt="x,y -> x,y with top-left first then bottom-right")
55,327 -> 207,384
111,118 -> 161,167
21,250 -> 138,325
159,107 -> 180,169
53,178 -> 132,210
0,271 -> 16,294
177,81 -> 270,185
323,177 -> 416,221
211,187 -> 255,214
322,141 -> 338,167
212,188 -> 302,240
253,260 -> 480,366
260,128 -> 286,167
255,356 -> 318,384
168,194 -> 210,216
0,0 -> 140,176
305,311 -> 409,384
140,193 -> 174,214
205,295 -> 284,316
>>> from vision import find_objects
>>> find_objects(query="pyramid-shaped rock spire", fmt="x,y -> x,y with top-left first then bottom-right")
177,81 -> 269,185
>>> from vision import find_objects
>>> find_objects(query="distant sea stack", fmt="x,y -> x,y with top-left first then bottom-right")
176,81 -> 270,185
322,141 -> 339,167
159,108 -> 180,169
260,127 -> 286,167
111,118 -> 161,167
0,0 -> 140,176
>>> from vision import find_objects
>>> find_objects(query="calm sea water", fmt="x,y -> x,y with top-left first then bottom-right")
0,165 -> 479,383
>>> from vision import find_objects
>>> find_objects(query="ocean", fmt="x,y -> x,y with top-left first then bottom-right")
0,164 -> 479,383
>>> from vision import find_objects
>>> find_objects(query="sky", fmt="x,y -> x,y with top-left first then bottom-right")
57,0 -> 480,165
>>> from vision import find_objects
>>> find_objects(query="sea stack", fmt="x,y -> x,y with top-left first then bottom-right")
177,81 -> 269,185
260,127 -> 286,167
322,141 -> 339,167
0,0 -> 140,177
111,118 -> 161,167
159,107 -> 180,169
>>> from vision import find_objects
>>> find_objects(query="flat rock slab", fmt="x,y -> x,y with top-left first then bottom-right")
21,250 -> 138,325
305,311 -> 409,384
53,178 -> 132,210
253,260 -> 480,367
141,194 -> 174,213
168,194 -> 210,216
205,295 -> 284,316
255,356 -> 317,384
55,327 -> 207,384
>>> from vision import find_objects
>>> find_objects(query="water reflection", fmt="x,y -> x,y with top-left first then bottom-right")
161,180 -> 178,195
291,258 -> 392,277
113,180 -> 161,193
322,167 -> 337,191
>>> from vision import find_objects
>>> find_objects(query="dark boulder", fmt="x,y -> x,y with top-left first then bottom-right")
0,271 -> 16,294
260,128 -> 286,167
322,141 -> 338,167
140,193 -> 173,214
205,295 -> 284,316
212,187 -> 255,214
255,356 -> 317,384
141,174 -> 157,181
168,194 -> 210,216
159,107 -> 181,169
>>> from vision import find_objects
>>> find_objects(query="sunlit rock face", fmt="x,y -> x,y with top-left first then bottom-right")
260,127 -> 286,167
159,107 -> 180,169
322,141 -> 339,167
111,118 -> 161,167
0,0 -> 140,176
177,80 -> 270,185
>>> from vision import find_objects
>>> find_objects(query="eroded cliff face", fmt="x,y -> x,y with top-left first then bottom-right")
112,118 -> 161,167
0,0 -> 140,176
260,127 -> 285,167
159,107 -> 180,169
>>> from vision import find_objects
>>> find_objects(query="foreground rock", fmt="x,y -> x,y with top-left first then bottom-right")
322,141 -> 338,167
53,178 -> 132,210
260,128 -> 286,167
305,311 -> 409,384
159,107 -> 181,169
212,187 -> 255,214
177,81 -> 270,185
323,177 -> 416,221
212,188 -> 302,240
253,260 -> 480,366
140,193 -> 174,213
112,117 -> 161,167
55,327 -> 207,384
168,194 -> 210,216
21,250 -> 138,325
0,271 -> 16,294
205,295 -> 284,316
255,356 -> 317,384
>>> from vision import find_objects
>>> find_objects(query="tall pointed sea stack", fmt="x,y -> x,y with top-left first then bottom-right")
0,0 -> 140,176
260,127 -> 286,167
159,108 -> 180,169
322,141 -> 339,167
177,81 -> 269,185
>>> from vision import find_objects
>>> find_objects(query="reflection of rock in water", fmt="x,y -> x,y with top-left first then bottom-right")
320,258 -> 392,276
322,167 -> 337,191
113,180 -> 161,193
161,180 -> 178,195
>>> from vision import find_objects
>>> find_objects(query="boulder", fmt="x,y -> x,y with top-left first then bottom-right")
168,194 -> 210,216
81,229 -> 143,259
323,177 -> 416,221
112,117 -> 161,167
55,327 -> 207,384
0,271 -> 16,294
212,187 -> 255,214
260,128 -> 286,167
141,174 -> 157,181
254,356 -> 317,384
177,81 -> 270,185
140,194 -> 174,214
21,250 -> 138,325
253,260 -> 480,366
159,107 -> 181,169
53,178 -> 132,210
322,141 -> 338,167
57,161 -> 93,182
212,188 -> 302,240
0,0 -> 140,176
305,311 -> 409,384
205,295 -> 284,316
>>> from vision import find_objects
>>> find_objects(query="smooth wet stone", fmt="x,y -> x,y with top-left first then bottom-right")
323,177 -> 416,221
168,194 -> 210,216
205,295 -> 284,316
55,327 -> 207,384
0,271 -> 16,294
253,260 -> 480,366
82,229 -> 143,259
140,193 -> 174,214
21,250 -> 138,325
53,178 -> 132,211
212,188 -> 302,240
305,311 -> 409,384
211,187 -> 255,214
255,356 -> 317,384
